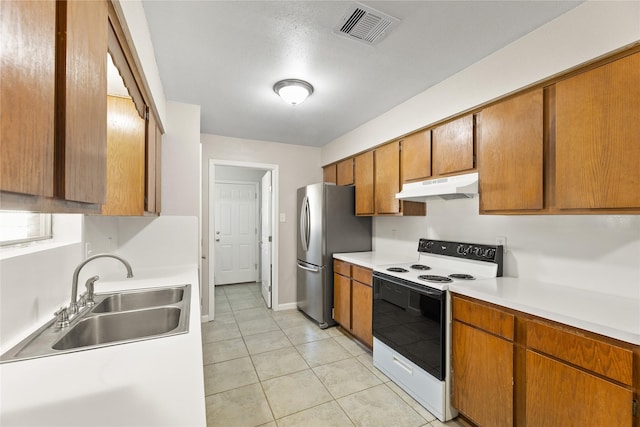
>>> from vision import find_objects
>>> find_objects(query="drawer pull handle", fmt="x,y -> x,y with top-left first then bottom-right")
393,355 -> 413,375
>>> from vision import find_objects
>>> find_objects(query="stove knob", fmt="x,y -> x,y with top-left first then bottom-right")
426,241 -> 434,249
473,247 -> 481,256
456,245 -> 465,255
486,248 -> 495,258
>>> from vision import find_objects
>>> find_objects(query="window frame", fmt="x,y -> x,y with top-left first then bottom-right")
0,211 -> 53,247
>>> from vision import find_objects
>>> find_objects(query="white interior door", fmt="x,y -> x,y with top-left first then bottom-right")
260,171 -> 272,308
214,182 -> 257,285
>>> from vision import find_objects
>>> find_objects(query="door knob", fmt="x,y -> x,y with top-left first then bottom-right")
215,239 -> 220,242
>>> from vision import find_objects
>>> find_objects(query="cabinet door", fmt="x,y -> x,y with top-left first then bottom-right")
101,96 -> 145,215
479,89 -> 543,212
323,164 -> 337,184
351,280 -> 372,347
333,273 -> 351,330
432,115 -> 474,177
452,321 -> 513,427
354,151 -> 374,215
526,350 -> 633,426
154,121 -> 162,213
374,141 -> 400,215
145,112 -> 162,214
0,0 -> 56,197
401,130 -> 431,183
555,53 -> 640,209
59,0 -> 107,204
336,158 -> 354,186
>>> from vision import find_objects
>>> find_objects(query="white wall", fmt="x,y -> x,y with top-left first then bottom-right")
321,0 -> 640,299
322,1 -> 640,165
161,101 -> 201,217
373,201 -> 640,299
201,134 -> 322,312
82,216 -> 198,280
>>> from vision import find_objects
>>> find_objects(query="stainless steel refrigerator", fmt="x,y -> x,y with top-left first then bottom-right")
296,183 -> 372,328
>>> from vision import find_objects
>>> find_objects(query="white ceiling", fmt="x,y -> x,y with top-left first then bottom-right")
142,1 -> 582,147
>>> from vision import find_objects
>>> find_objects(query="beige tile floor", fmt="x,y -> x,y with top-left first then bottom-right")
202,282 -> 466,427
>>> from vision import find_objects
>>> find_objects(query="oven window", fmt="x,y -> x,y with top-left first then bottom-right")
373,276 -> 445,380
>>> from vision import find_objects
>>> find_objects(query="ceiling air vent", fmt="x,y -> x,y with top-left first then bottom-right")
334,3 -> 399,45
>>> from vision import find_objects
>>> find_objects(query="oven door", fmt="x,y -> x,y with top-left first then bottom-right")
372,272 -> 446,381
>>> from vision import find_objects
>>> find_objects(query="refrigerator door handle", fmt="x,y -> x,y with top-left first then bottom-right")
299,195 -> 310,252
296,262 -> 320,273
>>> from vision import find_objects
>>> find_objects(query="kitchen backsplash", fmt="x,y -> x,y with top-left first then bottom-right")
373,197 -> 640,299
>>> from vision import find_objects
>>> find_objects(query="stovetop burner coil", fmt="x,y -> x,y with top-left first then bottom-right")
417,275 -> 453,283
449,274 -> 476,280
410,264 -> 431,270
387,267 -> 409,273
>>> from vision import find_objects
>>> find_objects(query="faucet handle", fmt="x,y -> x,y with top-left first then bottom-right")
85,275 -> 99,306
77,292 -> 88,308
54,307 -> 70,328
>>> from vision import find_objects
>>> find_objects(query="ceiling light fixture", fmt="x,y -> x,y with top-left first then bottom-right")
273,79 -> 314,105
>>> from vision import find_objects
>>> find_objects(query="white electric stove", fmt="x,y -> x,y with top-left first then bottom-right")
371,239 -> 503,422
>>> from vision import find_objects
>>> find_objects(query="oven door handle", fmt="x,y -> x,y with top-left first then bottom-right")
422,290 -> 442,298
393,355 -> 413,374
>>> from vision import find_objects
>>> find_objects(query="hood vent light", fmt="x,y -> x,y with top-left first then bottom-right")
334,3 -> 399,45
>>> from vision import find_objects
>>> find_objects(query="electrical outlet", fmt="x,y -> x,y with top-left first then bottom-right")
496,236 -> 507,252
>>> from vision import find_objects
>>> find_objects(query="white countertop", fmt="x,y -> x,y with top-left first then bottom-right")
334,251 -> 640,346
0,265 -> 206,426
333,251 -> 418,270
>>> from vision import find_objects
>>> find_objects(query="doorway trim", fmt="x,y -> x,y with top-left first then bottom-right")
207,159 -> 279,320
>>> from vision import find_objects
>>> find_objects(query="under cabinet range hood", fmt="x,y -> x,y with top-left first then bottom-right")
396,172 -> 478,201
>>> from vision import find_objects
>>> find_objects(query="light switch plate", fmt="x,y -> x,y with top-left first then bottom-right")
279,213 -> 286,222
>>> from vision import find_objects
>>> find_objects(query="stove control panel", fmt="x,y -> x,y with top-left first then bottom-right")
418,239 -> 504,275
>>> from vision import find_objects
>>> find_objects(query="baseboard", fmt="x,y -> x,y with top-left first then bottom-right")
200,315 -> 210,323
274,302 -> 297,312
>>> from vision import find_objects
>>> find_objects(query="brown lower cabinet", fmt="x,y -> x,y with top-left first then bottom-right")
451,294 -> 638,427
452,298 -> 514,427
333,259 -> 373,347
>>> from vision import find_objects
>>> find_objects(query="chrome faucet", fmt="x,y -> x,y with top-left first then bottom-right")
69,254 -> 134,315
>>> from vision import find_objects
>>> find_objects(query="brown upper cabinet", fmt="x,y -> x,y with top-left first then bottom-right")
101,96 -> 145,215
323,163 -> 337,184
374,141 -> 401,215
336,158 -> 354,186
1,0 -> 162,215
1,0 -> 56,199
400,129 -> 431,183
1,0 -> 108,210
478,89 -> 544,213
432,115 -> 475,177
354,151 -> 375,215
323,158 -> 354,186
554,52 -> 640,210
353,142 -> 425,217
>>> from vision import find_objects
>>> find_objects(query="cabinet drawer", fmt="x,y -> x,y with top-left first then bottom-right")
526,320 -> 633,386
352,265 -> 372,286
452,296 -> 514,341
334,259 -> 351,276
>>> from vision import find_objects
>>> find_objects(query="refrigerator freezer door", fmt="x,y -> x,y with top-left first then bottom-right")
297,184 -> 324,266
296,260 -> 327,327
